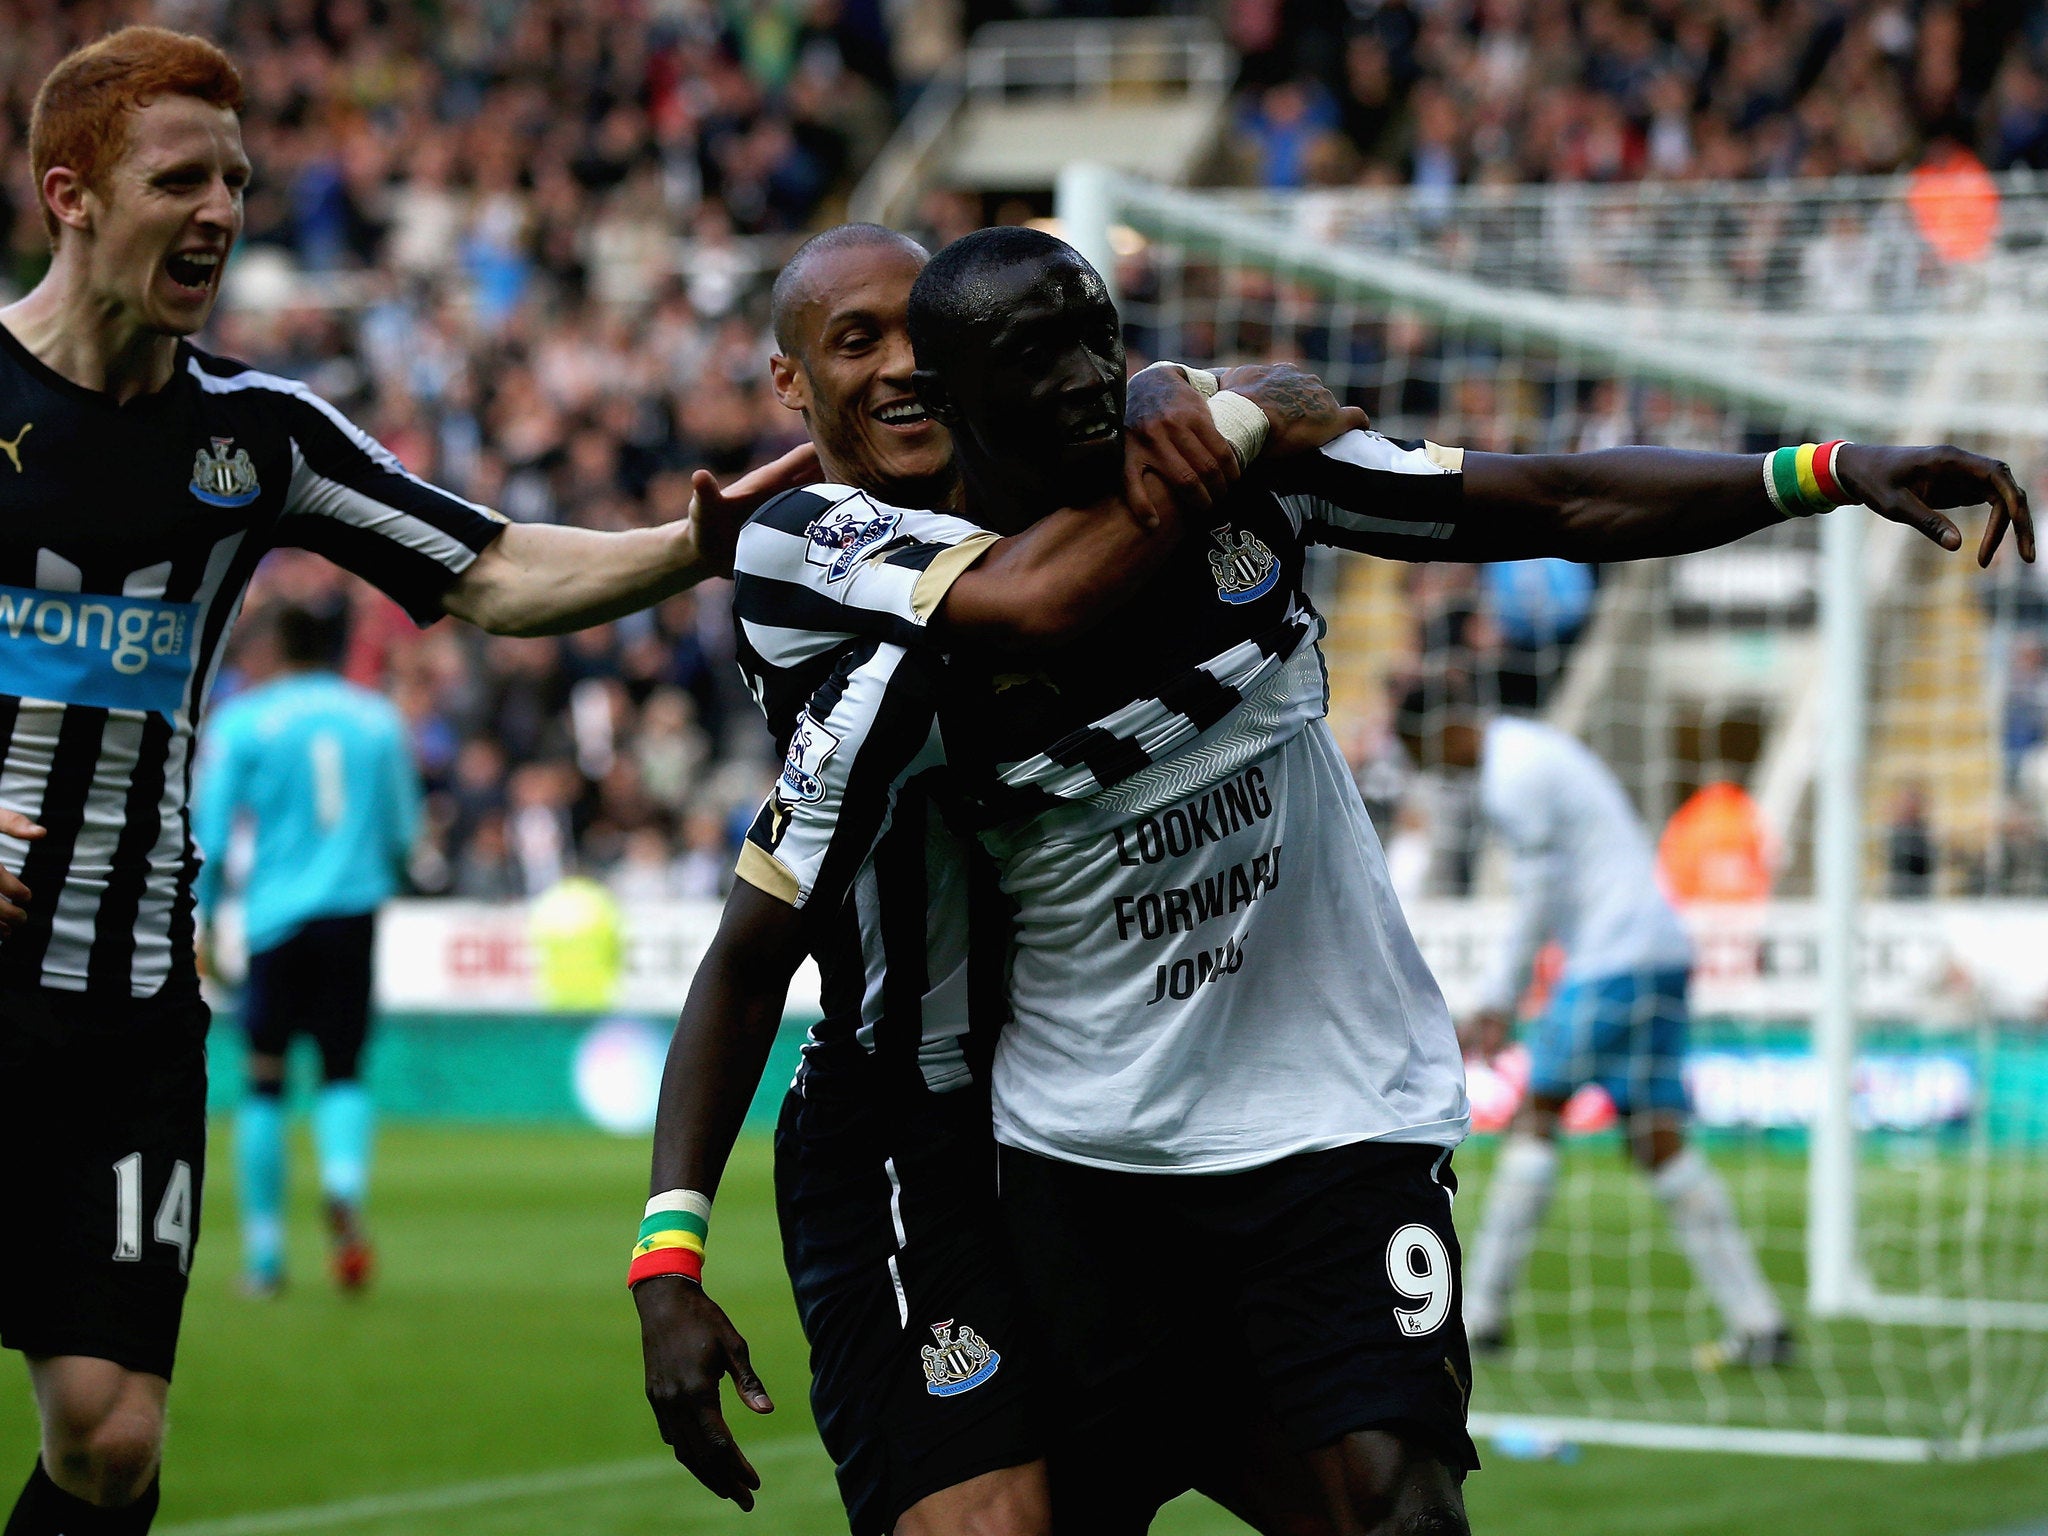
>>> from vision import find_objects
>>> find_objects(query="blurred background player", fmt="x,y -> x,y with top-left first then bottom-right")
194,603 -> 421,1296
1398,676 -> 1790,1367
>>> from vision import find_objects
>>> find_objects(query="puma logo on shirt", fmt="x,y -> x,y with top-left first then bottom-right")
0,421 -> 30,472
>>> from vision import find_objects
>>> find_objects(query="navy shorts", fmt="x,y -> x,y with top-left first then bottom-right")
242,912 -> 376,1081
775,1057 -> 1039,1536
0,984 -> 209,1380
998,1139 -> 1478,1530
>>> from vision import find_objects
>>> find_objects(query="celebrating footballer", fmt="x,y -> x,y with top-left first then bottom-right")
0,15 -> 2037,1536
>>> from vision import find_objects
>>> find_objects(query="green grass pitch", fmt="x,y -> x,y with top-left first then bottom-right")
2,1124 -> 2042,1535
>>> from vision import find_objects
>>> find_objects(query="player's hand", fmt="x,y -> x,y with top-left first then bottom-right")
1123,364 -> 1240,531
1833,443 -> 2035,567
0,809 -> 45,933
1215,363 -> 1371,458
683,442 -> 823,581
637,1276 -> 774,1509
1459,1007 -> 1510,1062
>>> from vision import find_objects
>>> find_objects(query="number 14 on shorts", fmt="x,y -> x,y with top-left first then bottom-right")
113,1152 -> 194,1275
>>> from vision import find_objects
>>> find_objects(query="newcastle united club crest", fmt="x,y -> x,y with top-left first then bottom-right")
190,437 -> 261,508
1208,524 -> 1279,605
920,1320 -> 1000,1397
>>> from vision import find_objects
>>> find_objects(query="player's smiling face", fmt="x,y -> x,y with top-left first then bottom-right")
74,95 -> 248,336
772,242 -> 956,505
921,253 -> 1127,512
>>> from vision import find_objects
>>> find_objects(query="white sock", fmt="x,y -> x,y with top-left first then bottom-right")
1463,1135 -> 1558,1337
1652,1146 -> 1784,1338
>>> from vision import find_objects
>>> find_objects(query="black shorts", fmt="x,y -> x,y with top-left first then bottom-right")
0,985 -> 209,1380
775,1056 -> 1039,1536
999,1139 -> 1478,1526
242,912 -> 375,1080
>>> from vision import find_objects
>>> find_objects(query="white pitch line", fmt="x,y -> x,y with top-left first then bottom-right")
157,1440 -> 825,1536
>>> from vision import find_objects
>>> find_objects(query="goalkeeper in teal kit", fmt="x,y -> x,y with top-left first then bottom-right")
194,604 -> 421,1294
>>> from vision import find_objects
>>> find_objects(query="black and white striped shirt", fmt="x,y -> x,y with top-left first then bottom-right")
940,431 -> 1473,819
731,487 -> 1005,1093
0,330 -> 503,1000
735,432 -> 1483,1163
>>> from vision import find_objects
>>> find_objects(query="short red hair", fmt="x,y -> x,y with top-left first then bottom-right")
28,26 -> 245,242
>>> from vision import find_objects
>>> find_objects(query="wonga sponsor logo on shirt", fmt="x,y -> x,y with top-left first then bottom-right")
0,584 -> 199,715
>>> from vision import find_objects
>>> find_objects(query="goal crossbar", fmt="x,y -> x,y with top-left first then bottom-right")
1110,178 -> 2048,442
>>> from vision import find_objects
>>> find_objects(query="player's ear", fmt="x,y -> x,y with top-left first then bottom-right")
769,351 -> 809,413
912,368 -> 958,427
41,165 -> 93,238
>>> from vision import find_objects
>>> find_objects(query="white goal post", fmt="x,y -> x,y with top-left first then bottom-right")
1061,166 -> 2048,1461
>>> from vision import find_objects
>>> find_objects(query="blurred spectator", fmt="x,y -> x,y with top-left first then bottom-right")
452,811 -> 524,901
1990,53 -> 2048,169
508,762 -> 577,896
675,807 -> 736,899
610,824 -> 685,904
1239,79 -> 1342,189
1965,797 -> 2048,897
636,688 -> 714,814
2005,633 -> 2048,773
1885,782 -> 1938,898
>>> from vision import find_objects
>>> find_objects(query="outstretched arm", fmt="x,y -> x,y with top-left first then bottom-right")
1458,444 -> 2034,566
636,882 -> 803,1512
442,444 -> 822,636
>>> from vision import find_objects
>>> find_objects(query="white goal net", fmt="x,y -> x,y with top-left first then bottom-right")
1063,169 -> 2048,1460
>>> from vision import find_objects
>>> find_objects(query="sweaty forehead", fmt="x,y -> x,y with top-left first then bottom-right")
967,255 -> 1109,343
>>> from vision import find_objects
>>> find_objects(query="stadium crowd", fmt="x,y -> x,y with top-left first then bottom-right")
1,0 -> 2045,902
1229,0 -> 2048,189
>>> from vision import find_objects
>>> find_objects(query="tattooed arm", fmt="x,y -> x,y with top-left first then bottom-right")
1215,363 -> 1370,457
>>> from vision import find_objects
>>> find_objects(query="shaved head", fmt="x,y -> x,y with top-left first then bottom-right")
906,225 -> 1090,373
771,223 -> 928,357
766,222 -> 953,507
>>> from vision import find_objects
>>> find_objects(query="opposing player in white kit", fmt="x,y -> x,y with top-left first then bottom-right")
1403,696 -> 1789,1364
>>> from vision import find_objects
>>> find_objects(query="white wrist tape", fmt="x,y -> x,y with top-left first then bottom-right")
1132,360 -> 1263,464
1208,390 -> 1270,468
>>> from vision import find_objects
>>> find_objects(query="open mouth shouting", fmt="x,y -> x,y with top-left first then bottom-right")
163,248 -> 224,299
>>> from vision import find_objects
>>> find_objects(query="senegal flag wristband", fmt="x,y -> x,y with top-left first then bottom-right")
1763,440 -> 1849,518
627,1189 -> 711,1288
